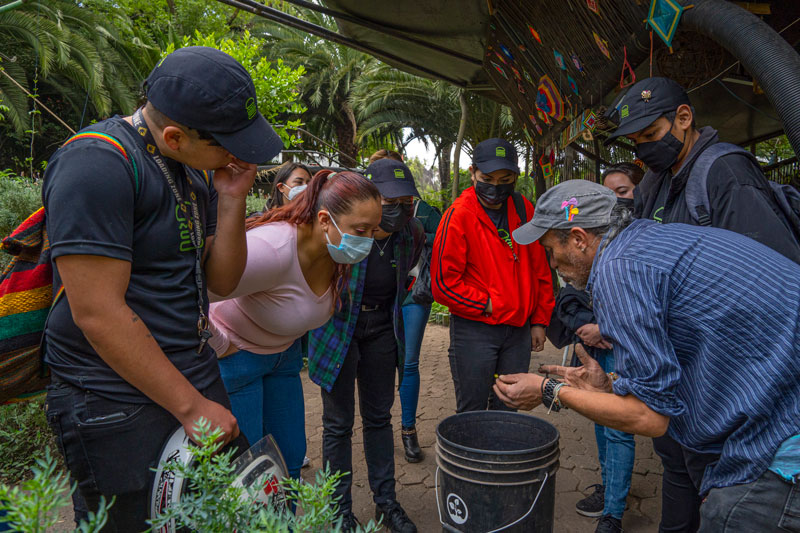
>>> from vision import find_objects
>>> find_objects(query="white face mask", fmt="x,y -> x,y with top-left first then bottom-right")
287,184 -> 307,201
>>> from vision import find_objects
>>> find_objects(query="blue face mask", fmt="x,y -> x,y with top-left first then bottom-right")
325,214 -> 373,264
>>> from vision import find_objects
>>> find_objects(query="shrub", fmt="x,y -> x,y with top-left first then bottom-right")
0,399 -> 57,484
0,450 -> 112,532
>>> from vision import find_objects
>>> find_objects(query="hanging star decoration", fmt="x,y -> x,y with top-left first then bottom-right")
539,153 -> 553,180
561,198 -> 580,221
568,75 -> 579,96
593,31 -> 611,59
499,44 -> 514,62
536,74 -> 565,121
587,0 -> 599,14
490,61 -> 508,79
647,0 -> 685,47
571,53 -> 585,73
529,114 -> 543,135
583,110 -> 597,131
528,24 -> 543,44
554,50 -> 567,70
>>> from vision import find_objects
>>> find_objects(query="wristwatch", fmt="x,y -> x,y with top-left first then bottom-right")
542,378 -> 564,412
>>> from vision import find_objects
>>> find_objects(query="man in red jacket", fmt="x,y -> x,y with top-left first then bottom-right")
432,138 -> 554,413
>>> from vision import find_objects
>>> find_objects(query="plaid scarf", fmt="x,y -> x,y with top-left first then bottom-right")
309,219 -> 424,392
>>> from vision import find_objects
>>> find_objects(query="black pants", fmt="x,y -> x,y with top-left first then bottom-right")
448,314 -> 532,413
321,308 -> 398,512
45,375 -> 248,532
653,434 -> 720,533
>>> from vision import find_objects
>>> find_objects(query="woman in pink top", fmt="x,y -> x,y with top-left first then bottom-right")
209,169 -> 382,478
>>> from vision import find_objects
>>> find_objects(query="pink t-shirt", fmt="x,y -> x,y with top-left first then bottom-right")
208,222 -> 333,355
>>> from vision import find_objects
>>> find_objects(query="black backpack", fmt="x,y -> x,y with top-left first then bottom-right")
684,143 -> 800,242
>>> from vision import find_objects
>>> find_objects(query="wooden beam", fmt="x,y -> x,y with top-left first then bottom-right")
568,142 -> 611,167
733,2 -> 771,15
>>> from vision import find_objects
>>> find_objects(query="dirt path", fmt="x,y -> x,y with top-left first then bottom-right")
50,324 -> 662,532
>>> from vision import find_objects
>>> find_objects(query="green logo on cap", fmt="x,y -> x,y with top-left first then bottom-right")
366,173 -> 373,180
393,169 -> 405,179
245,97 -> 257,120
620,105 -> 629,119
495,147 -> 506,157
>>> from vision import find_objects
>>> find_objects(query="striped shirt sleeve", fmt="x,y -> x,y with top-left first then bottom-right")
593,258 -> 686,418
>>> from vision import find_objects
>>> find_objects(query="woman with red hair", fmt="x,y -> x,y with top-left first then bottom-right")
208,170 -> 382,479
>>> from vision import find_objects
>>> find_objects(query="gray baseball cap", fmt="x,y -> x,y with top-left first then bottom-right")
512,180 -> 617,245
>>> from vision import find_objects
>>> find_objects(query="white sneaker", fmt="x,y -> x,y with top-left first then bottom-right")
302,455 -> 311,468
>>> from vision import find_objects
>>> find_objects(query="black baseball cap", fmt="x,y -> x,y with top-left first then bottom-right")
364,159 -> 420,198
604,77 -> 692,145
145,46 -> 283,164
472,138 -> 520,175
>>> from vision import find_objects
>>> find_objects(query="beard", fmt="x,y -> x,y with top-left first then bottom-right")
559,249 -> 593,290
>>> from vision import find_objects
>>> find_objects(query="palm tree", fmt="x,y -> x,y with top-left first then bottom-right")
256,9 -> 376,165
0,0 -> 154,136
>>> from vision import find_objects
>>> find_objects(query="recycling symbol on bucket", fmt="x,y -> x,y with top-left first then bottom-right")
447,493 -> 468,525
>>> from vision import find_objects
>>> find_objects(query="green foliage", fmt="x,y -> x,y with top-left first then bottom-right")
246,193 -> 268,215
164,31 -> 306,149
0,169 -> 42,269
430,301 -> 450,323
0,399 -> 56,484
151,418 -> 380,532
0,450 -> 112,532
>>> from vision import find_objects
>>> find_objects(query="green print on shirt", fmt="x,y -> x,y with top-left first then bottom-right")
175,202 -> 204,252
498,228 -> 513,249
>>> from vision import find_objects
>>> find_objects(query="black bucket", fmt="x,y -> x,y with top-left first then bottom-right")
435,412 -> 559,533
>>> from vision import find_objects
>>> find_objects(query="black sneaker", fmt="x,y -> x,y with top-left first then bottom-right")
595,514 -> 623,533
338,510 -> 360,533
375,499 -> 417,533
576,484 -> 605,517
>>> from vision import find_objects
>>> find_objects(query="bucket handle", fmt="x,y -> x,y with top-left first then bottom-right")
435,466 -> 549,533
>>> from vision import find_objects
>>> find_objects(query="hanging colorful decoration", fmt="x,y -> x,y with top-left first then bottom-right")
529,114 -> 543,135
517,80 -> 526,95
586,0 -> 599,14
647,0 -> 684,47
539,153 -> 553,180
553,49 -> 567,70
528,24 -> 543,44
490,61 -> 508,79
499,44 -> 515,62
522,126 -> 535,146
583,110 -> 597,131
511,66 -> 522,80
523,69 -> 533,84
571,53 -> 585,73
593,31 -> 611,59
537,108 -> 551,126
536,74 -> 565,121
494,50 -> 508,64
567,75 -> 579,96
619,45 -> 636,88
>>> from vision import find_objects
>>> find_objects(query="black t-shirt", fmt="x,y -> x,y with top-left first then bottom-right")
42,116 -> 220,403
362,234 -> 397,306
482,204 -> 513,249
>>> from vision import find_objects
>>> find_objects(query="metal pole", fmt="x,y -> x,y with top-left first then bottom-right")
0,0 -> 24,14
213,0 -> 466,87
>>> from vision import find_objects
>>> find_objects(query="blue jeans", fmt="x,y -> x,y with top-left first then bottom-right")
218,339 -> 306,478
399,303 -> 430,427
594,349 -> 636,519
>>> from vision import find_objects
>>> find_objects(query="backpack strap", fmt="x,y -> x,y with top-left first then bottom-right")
512,191 -> 530,227
685,143 -> 759,226
62,131 -> 140,198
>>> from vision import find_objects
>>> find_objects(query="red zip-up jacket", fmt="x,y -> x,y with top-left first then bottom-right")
432,187 -> 554,327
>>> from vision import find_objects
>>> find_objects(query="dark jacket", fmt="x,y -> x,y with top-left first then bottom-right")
634,127 -> 800,264
403,199 -> 442,306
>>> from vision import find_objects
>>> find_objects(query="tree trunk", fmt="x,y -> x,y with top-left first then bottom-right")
438,142 -> 453,208
451,89 -> 469,203
334,106 -> 359,167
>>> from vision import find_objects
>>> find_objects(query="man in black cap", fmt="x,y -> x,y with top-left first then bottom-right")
42,46 -> 282,529
606,77 -> 800,532
432,138 -> 554,414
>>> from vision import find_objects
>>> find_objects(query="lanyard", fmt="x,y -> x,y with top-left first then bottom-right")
132,109 -> 212,354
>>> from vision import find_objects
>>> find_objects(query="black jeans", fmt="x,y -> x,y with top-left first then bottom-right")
448,315 -> 532,413
699,469 -> 800,532
45,375 -> 248,532
321,308 -> 398,512
653,434 -> 720,533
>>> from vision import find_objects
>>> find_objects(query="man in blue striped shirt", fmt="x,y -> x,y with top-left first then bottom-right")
496,180 -> 800,531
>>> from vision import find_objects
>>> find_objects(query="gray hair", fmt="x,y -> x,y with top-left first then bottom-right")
550,204 -> 634,251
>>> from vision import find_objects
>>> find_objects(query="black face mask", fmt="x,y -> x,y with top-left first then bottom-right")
635,125 -> 686,173
380,202 -> 414,233
475,180 -> 515,205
